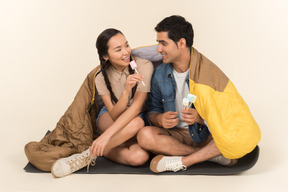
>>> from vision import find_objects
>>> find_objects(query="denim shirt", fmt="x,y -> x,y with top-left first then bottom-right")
146,63 -> 210,143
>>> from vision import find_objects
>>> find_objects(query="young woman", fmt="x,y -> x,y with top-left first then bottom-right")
91,28 -> 154,164
51,28 -> 154,178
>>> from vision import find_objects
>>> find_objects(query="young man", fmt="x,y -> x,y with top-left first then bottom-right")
137,15 -> 261,173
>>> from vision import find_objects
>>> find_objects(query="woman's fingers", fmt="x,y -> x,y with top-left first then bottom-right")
127,74 -> 143,83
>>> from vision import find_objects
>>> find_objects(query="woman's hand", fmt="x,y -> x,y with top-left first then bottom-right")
90,133 -> 111,158
124,73 -> 144,92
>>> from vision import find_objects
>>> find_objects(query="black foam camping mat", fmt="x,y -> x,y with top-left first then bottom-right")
24,145 -> 259,175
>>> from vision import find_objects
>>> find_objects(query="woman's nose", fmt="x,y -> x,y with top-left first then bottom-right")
123,47 -> 129,55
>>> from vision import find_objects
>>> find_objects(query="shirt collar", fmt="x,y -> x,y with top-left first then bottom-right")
166,63 -> 189,83
166,63 -> 174,77
110,65 -> 130,76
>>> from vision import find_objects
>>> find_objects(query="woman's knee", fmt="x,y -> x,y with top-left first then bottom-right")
126,116 -> 145,134
126,145 -> 149,166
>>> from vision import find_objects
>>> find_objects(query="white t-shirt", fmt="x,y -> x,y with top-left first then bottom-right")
173,69 -> 190,129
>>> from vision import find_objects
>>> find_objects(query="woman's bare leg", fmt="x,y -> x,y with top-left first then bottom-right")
97,112 -> 149,165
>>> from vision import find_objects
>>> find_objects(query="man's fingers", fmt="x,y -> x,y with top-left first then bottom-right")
165,111 -> 178,119
167,118 -> 179,127
183,117 -> 195,125
183,114 -> 194,119
166,117 -> 178,123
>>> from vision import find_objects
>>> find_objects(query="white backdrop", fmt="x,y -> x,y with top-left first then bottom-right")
1,0 -> 288,192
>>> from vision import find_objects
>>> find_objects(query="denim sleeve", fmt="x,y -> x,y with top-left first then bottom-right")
188,122 -> 210,143
145,74 -> 164,126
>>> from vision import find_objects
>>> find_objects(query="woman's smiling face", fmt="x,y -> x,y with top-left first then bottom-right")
103,33 -> 131,71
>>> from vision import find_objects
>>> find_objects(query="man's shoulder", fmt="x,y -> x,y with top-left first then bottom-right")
154,62 -> 171,74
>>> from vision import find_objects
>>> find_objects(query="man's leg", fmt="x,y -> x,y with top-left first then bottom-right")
182,139 -> 237,167
181,139 -> 221,167
137,126 -> 198,156
150,138 -> 237,173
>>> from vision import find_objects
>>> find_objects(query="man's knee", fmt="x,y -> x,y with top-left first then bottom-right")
137,126 -> 158,149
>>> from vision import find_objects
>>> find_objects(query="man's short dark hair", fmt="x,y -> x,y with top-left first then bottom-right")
155,15 -> 194,47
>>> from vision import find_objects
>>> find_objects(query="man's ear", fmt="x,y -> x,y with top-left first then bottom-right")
178,38 -> 187,49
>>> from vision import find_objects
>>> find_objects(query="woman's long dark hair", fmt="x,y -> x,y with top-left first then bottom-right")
96,28 -> 137,104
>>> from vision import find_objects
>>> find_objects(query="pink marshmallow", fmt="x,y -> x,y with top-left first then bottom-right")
130,60 -> 137,70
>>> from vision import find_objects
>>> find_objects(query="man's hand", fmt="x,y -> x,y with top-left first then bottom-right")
158,111 -> 179,128
181,108 -> 204,125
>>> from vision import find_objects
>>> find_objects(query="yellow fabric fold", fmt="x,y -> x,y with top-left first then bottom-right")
189,48 -> 261,159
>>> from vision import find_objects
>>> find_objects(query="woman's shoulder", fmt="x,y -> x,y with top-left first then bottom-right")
95,70 -> 104,83
134,56 -> 152,65
134,56 -> 153,70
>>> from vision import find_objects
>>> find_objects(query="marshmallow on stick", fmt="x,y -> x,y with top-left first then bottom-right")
129,60 -> 145,86
187,94 -> 197,108
182,98 -> 189,110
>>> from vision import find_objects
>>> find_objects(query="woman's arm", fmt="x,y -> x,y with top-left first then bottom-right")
103,73 -> 144,121
90,91 -> 147,157
103,91 -> 147,138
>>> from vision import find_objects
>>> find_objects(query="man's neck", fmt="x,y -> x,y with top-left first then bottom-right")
172,48 -> 191,73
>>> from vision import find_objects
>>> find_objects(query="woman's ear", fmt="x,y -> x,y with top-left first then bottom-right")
103,55 -> 109,61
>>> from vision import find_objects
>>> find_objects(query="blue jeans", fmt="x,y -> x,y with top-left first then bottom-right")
96,106 -> 145,135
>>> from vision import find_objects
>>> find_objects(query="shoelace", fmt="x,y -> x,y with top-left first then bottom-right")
67,154 -> 96,173
165,160 -> 187,172
87,157 -> 96,173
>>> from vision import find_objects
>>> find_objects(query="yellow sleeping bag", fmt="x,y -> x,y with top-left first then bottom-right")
189,48 -> 261,159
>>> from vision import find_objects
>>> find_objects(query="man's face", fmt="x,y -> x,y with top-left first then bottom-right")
156,32 -> 181,64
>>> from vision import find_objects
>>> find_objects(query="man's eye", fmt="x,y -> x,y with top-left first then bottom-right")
116,49 -> 121,52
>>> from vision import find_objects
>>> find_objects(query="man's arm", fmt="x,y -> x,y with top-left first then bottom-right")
146,70 -> 180,128
150,111 -> 179,128
145,72 -> 164,126
149,113 -> 162,127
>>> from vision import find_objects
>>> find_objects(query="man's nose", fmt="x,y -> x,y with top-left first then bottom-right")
157,44 -> 162,53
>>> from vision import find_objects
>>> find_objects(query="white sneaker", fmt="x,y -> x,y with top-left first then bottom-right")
208,155 -> 237,166
51,148 -> 96,178
150,155 -> 187,173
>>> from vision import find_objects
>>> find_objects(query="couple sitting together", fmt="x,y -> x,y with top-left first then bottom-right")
25,15 -> 261,178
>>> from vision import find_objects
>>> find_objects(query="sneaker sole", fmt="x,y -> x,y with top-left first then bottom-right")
150,155 -> 165,173
227,159 -> 238,166
51,160 -> 71,178
51,160 -> 63,178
